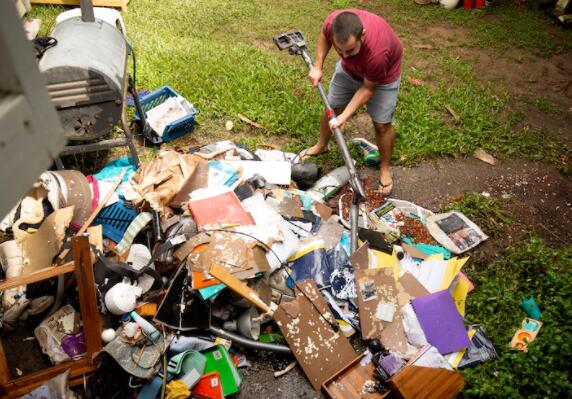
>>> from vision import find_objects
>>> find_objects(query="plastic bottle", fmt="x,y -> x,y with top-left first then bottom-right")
351,138 -> 380,167
129,311 -> 162,343
306,163 -> 353,202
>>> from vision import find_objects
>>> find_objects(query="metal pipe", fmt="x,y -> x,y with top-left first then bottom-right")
300,49 -> 366,201
350,202 -> 359,253
80,0 -> 95,23
209,326 -> 292,354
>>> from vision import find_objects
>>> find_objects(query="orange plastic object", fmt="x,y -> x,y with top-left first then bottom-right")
191,371 -> 224,399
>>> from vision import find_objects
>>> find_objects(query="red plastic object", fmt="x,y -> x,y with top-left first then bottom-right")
192,372 -> 225,399
188,191 -> 254,228
464,0 -> 473,8
475,0 -> 485,8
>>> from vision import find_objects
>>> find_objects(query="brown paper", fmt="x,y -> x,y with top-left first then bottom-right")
402,243 -> 429,260
171,157 -> 209,205
131,150 -> 199,212
379,273 -> 429,355
276,197 -> 304,219
349,242 -> 369,271
355,267 -> 397,340
274,280 -> 357,390
16,206 -> 74,274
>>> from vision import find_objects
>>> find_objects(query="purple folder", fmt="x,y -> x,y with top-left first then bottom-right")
411,290 -> 470,354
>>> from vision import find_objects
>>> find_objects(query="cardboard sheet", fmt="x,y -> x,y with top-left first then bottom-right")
196,233 -> 269,281
14,206 -> 74,274
87,225 -> 103,253
131,150 -> 199,213
356,267 -> 397,340
380,273 -> 429,356
276,197 -> 304,219
274,280 -> 357,390
355,264 -> 429,355
171,158 -> 209,205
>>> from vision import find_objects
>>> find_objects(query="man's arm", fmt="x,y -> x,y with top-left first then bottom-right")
309,31 -> 331,86
330,78 -> 376,129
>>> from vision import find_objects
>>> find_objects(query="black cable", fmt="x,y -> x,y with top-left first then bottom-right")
281,216 -> 313,234
203,229 -> 339,332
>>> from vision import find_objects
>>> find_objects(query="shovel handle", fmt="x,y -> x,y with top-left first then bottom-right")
209,263 -> 273,315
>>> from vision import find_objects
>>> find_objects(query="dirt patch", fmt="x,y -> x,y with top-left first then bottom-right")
361,156 -> 572,246
237,354 -> 322,399
398,22 -> 572,146
450,46 -> 572,145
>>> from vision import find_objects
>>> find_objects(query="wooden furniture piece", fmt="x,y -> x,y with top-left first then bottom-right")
388,365 -> 465,399
0,236 -> 102,398
322,353 -> 390,399
31,0 -> 130,12
322,356 -> 465,399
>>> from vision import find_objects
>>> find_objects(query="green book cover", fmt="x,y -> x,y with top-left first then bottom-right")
203,345 -> 242,396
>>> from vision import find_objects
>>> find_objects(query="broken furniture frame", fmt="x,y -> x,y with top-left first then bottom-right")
322,353 -> 464,399
273,30 -> 366,253
0,236 -> 102,398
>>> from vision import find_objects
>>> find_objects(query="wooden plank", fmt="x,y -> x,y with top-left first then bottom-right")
4,359 -> 97,398
209,263 -> 272,314
31,0 -> 128,11
273,280 -> 357,390
0,262 -> 75,291
72,236 -> 102,359
0,338 -> 10,386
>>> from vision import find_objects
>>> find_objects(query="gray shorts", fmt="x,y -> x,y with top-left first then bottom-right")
327,61 -> 400,124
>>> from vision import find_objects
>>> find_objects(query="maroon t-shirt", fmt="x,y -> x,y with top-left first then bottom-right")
323,9 -> 403,84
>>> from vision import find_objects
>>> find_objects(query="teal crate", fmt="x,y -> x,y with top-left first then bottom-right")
136,85 -> 197,144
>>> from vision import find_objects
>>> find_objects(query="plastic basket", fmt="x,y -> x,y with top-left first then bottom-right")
135,85 -> 197,144
93,200 -> 139,243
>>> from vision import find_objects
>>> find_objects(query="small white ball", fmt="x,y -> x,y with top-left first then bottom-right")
101,328 -> 116,343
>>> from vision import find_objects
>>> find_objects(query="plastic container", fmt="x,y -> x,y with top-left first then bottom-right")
136,85 -> 197,144
306,163 -> 353,202
93,200 -> 138,243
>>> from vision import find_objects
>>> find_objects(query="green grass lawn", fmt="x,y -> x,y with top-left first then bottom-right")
30,0 -> 571,172
29,1 -> 572,397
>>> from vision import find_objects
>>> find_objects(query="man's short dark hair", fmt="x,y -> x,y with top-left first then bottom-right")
332,12 -> 363,43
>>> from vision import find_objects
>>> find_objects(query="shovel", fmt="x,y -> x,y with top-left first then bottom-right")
273,30 -> 366,254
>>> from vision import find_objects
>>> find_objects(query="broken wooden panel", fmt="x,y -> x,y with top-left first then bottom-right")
274,280 -> 357,390
355,267 -> 397,341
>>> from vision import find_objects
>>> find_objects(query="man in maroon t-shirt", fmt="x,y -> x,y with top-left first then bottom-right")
302,9 -> 403,195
